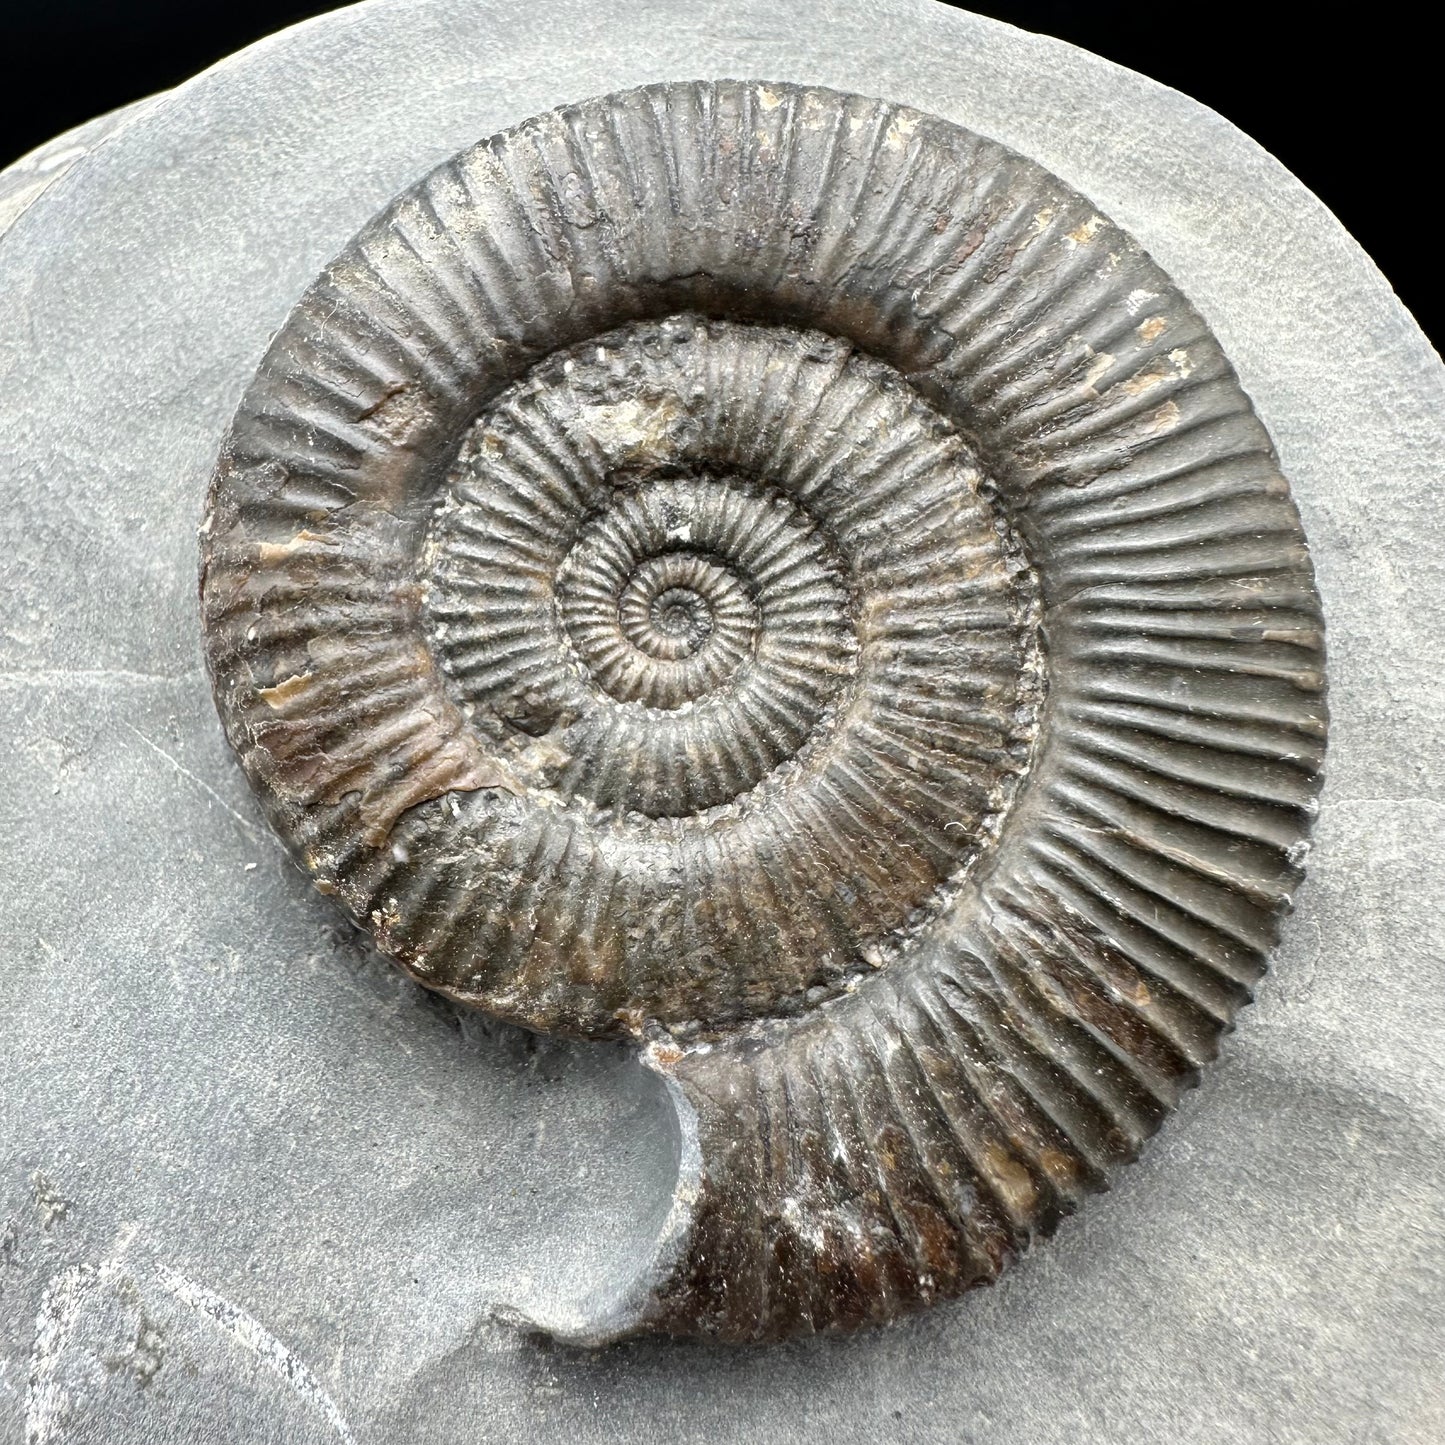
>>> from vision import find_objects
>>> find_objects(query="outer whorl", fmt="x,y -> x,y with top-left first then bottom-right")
199,80 -> 1326,1342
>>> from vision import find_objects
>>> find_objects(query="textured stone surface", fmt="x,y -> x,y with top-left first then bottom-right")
1,0 -> 1440,1438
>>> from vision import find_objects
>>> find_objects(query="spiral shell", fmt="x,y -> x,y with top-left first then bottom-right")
200,80 -> 1326,1341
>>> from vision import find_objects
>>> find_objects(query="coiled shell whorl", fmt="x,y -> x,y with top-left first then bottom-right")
199,81 -> 1326,1342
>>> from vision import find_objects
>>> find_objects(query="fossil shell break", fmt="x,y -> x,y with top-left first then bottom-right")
199,80 -> 1326,1342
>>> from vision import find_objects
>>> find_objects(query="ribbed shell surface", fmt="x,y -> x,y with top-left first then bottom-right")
199,80 -> 1326,1341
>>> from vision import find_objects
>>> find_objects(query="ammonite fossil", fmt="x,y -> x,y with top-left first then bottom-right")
199,81 -> 1326,1342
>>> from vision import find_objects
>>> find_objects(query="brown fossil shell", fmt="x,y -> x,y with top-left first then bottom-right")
199,80 -> 1326,1342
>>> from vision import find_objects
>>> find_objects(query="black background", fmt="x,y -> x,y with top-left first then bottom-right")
1,1 -> 1437,347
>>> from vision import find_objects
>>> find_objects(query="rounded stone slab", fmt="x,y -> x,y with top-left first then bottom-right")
2,2 -> 1441,1442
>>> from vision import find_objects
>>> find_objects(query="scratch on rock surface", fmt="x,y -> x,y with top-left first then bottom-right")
29,1172 -> 69,1229
119,720 -> 265,841
0,667 -> 201,690
25,1261 -> 114,1445
158,1269 -> 356,1445
1333,796 -> 1445,813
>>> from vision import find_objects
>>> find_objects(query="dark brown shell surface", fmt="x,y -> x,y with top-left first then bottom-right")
199,81 -> 1326,1342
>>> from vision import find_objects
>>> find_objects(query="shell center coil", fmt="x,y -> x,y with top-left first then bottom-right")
401,315 -> 1046,1027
